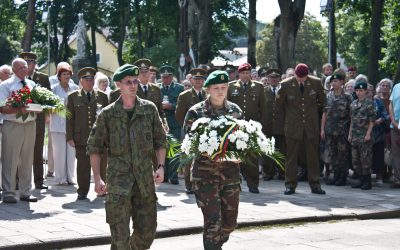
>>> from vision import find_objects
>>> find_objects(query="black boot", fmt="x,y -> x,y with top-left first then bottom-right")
351,175 -> 364,188
326,172 -> 339,185
361,175 -> 372,190
335,172 -> 347,186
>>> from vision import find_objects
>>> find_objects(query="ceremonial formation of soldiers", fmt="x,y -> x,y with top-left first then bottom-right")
0,51 -> 400,249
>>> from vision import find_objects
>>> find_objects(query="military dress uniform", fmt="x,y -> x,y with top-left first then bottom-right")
276,75 -> 326,192
66,88 -> 109,198
184,98 -> 242,250
227,79 -> 268,191
87,97 -> 167,250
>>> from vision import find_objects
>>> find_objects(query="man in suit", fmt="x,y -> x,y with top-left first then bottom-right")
66,67 -> 109,200
20,52 -> 51,190
276,63 -> 326,195
227,62 -> 268,194
175,68 -> 207,194
159,65 -> 184,184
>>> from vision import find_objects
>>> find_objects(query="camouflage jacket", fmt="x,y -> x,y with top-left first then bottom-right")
323,90 -> 352,136
183,98 -> 242,182
87,96 -> 167,197
350,98 -> 376,145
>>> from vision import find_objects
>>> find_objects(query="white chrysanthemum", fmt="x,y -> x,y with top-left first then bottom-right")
235,130 -> 249,142
208,136 -> 219,150
245,122 -> 256,133
210,120 -> 221,128
198,142 -> 208,153
181,135 -> 192,155
209,130 -> 218,137
199,133 -> 208,143
249,120 -> 263,132
191,117 -> 210,131
228,133 -> 237,142
236,140 -> 247,150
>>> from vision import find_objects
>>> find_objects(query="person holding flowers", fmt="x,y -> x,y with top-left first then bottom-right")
183,70 -> 243,250
0,58 -> 39,203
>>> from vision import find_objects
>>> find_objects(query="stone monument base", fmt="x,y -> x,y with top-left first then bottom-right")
72,57 -> 92,84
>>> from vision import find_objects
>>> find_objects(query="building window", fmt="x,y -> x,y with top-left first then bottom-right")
96,53 -> 101,63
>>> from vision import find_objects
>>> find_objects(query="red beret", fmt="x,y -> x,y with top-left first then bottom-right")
294,63 -> 309,77
238,63 -> 252,73
348,66 -> 357,72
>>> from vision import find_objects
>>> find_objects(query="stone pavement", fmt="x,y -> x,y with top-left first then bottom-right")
0,177 -> 399,249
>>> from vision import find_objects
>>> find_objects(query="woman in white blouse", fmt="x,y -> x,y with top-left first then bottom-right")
49,66 -> 79,185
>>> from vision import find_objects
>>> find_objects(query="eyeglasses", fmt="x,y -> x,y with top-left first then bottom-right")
121,79 -> 140,85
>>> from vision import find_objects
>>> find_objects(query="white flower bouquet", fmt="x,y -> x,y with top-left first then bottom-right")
177,115 -> 283,166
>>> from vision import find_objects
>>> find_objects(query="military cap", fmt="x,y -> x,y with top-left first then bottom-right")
159,65 -> 175,75
149,66 -> 158,73
207,68 -> 218,76
112,64 -> 139,82
354,80 -> 368,90
189,68 -> 207,79
78,67 -> 96,79
294,63 -> 309,77
134,58 -> 151,69
222,64 -> 236,73
203,70 -> 228,88
258,67 -> 268,77
19,52 -> 37,62
238,63 -> 252,73
266,68 -> 282,77
329,73 -> 344,82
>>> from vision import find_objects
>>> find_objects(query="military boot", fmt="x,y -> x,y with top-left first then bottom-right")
351,175 -> 364,188
335,172 -> 348,186
326,171 -> 339,185
361,175 -> 372,190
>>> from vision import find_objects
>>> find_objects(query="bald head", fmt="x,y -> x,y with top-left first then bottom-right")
12,58 -> 28,80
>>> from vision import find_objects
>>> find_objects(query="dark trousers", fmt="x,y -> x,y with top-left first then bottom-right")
242,155 -> 259,188
285,136 -> 321,189
33,115 -> 45,186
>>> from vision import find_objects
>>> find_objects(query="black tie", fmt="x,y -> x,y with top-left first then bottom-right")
272,87 -> 276,96
28,76 -> 32,80
165,86 -> 169,92
20,80 -> 26,87
143,85 -> 148,95
198,92 -> 203,101
299,83 -> 304,94
86,92 -> 91,101
243,83 -> 247,90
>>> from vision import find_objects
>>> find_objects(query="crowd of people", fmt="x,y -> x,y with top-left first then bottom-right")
1,51 -> 400,249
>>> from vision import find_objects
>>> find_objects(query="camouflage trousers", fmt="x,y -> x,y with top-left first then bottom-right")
105,182 -> 157,250
352,141 -> 373,175
324,134 -> 350,174
193,181 -> 240,250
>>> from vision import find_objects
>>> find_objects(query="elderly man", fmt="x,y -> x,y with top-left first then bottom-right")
0,58 -> 39,203
87,64 -> 166,249
276,63 -> 326,195
66,67 -> 109,200
227,62 -> 268,194
20,52 -> 51,190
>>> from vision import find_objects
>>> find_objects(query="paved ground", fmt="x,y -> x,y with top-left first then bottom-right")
67,218 -> 400,250
0,176 -> 399,249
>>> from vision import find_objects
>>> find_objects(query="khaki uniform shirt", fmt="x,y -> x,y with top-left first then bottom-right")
265,85 -> 285,136
175,88 -> 207,127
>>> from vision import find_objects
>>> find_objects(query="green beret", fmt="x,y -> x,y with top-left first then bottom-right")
159,65 -> 175,75
204,70 -> 229,87
113,64 -> 139,82
78,67 -> 96,79
354,80 -> 368,90
329,73 -> 344,82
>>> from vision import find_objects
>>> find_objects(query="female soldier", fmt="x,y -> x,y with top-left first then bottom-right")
183,70 -> 242,250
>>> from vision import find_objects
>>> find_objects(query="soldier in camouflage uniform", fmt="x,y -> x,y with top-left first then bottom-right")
87,64 -> 167,250
184,70 -> 242,250
348,80 -> 375,190
320,74 -> 352,186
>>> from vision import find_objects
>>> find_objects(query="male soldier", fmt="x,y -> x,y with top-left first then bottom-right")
320,73 -> 352,186
0,58 -> 40,203
347,66 -> 358,80
276,63 -> 326,195
20,52 -> 51,190
149,66 -> 158,84
87,64 -> 166,250
258,67 -> 268,78
227,62 -> 268,193
66,67 -> 109,200
175,68 -> 207,194
222,64 -> 237,81
159,65 -> 184,184
262,68 -> 285,181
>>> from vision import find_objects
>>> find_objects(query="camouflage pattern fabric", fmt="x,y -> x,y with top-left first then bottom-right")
350,98 -> 376,146
183,98 -> 242,250
324,134 -> 350,173
352,142 -> 373,175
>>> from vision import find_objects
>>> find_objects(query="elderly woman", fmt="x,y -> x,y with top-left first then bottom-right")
49,66 -> 79,185
94,72 -> 111,96
183,71 -> 242,250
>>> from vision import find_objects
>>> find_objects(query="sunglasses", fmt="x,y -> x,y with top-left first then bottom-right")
122,79 -> 140,85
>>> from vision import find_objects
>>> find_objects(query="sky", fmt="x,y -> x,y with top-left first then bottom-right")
256,1 -> 328,26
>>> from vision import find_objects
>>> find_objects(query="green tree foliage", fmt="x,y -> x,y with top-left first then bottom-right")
256,14 -> 327,73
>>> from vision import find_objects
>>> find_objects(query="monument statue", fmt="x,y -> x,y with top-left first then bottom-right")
74,13 -> 87,59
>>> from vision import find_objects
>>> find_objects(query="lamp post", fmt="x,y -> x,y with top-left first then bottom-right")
42,0 -> 51,75
320,0 -> 337,69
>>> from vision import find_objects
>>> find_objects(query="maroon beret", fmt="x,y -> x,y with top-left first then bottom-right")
348,66 -> 357,72
294,63 -> 309,77
238,63 -> 252,73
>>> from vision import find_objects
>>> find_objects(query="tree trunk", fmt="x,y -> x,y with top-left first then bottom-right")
90,25 -> 98,70
194,0 -> 212,64
117,5 -> 130,66
329,0 -> 337,69
274,16 -> 281,69
368,0 -> 384,85
134,0 -> 144,58
188,0 -> 199,65
247,0 -> 257,67
278,0 -> 305,71
21,0 -> 36,51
